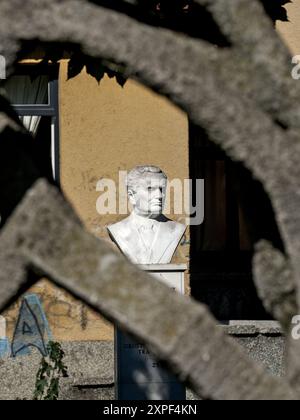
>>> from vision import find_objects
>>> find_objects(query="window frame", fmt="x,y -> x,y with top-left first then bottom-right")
9,64 -> 60,185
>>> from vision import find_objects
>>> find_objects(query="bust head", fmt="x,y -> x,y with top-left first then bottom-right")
126,166 -> 167,217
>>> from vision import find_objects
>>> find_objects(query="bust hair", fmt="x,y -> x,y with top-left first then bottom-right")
126,165 -> 167,192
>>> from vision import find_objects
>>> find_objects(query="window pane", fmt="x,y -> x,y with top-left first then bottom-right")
0,75 -> 49,105
19,115 -> 42,136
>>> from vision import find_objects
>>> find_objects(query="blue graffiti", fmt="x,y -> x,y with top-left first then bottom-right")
0,338 -> 10,358
11,294 -> 52,358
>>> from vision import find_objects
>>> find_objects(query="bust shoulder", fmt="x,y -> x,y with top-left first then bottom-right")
107,214 -> 186,240
107,214 -> 186,264
107,216 -> 132,240
159,218 -> 186,237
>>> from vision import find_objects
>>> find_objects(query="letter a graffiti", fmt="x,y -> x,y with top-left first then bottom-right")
11,294 -> 52,357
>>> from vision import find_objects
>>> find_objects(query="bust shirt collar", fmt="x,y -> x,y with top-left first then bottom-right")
131,212 -> 159,230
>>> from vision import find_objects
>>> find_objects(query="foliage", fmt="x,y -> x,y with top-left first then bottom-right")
67,52 -> 127,86
261,0 -> 291,22
23,44 -> 127,87
22,0 -> 291,86
33,341 -> 68,401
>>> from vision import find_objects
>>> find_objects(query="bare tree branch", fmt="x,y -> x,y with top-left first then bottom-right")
195,0 -> 300,129
253,241 -> 298,331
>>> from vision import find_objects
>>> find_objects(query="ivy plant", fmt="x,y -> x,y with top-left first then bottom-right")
33,341 -> 68,401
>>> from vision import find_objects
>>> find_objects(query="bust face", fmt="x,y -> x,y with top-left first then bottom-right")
128,173 -> 167,217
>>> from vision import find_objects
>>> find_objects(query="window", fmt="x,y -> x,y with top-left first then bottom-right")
0,64 -> 60,184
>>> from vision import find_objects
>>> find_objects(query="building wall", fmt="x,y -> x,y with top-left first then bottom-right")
58,60 -> 189,341
2,60 -> 189,342
277,1 -> 300,54
58,60 -> 189,243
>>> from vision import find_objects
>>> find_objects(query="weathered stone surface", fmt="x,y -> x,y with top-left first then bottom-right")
253,241 -> 300,388
0,323 -> 285,400
0,350 -> 41,400
234,335 -> 285,378
223,320 -> 283,337
253,241 -> 298,331
63,341 -> 114,386
59,385 -> 115,401
224,321 -> 286,377
0,341 -> 114,400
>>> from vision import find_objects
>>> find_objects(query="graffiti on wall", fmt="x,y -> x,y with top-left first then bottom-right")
2,279 -> 113,342
0,294 -> 52,358
11,294 -> 52,357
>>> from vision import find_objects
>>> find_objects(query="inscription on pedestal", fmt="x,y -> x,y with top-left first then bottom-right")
115,265 -> 187,401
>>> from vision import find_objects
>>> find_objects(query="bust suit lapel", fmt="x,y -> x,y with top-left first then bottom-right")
151,221 -> 186,263
108,214 -> 186,264
108,214 -> 150,263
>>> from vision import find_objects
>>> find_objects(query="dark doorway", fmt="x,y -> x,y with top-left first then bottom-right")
189,123 -> 283,321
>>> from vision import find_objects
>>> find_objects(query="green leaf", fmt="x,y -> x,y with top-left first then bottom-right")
33,341 -> 68,400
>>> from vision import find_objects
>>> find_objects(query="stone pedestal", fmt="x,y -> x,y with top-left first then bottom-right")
115,264 -> 187,401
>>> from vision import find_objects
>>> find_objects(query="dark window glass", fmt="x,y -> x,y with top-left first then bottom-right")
189,123 -> 281,321
1,75 -> 49,105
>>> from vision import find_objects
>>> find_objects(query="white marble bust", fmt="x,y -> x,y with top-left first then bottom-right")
107,166 -> 186,264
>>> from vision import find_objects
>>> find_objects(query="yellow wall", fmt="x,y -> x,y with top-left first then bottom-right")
2,279 -> 113,342
277,1 -> 300,54
57,61 -> 189,341
59,61 -> 189,238
3,60 -> 189,342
